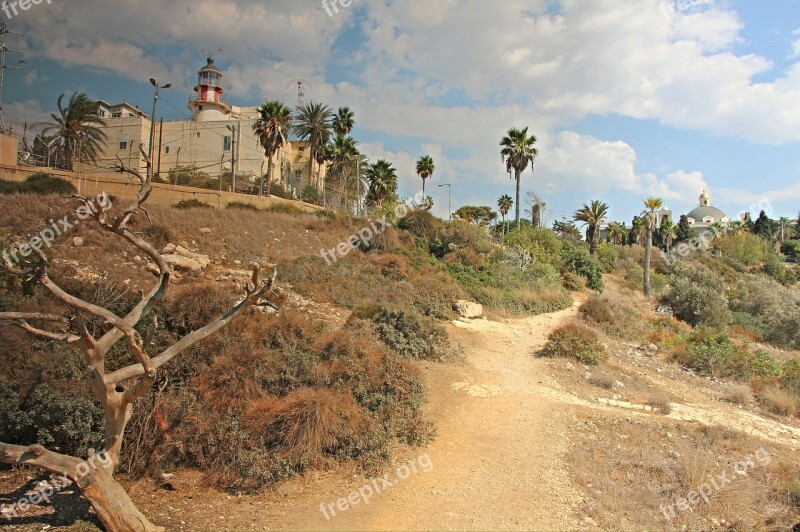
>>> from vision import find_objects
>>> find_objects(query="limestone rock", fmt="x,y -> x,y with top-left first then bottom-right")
454,300 -> 483,319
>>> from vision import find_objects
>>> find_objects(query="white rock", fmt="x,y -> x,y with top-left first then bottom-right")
162,243 -> 176,254
454,300 -> 483,319
199,227 -> 213,234
73,237 -> 84,246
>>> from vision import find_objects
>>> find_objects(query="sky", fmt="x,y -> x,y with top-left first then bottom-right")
2,0 -> 799,224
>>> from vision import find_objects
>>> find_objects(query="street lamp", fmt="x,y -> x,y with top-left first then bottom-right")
226,124 -> 236,193
148,78 -> 171,169
438,183 -> 452,222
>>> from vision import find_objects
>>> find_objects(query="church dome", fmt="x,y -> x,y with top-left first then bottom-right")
686,205 -> 728,222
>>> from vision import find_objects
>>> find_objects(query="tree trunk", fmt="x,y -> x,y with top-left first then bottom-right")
644,229 -> 653,297
422,177 -> 425,199
266,153 -> 274,197
590,226 -> 599,256
515,171 -> 521,231
0,443 -> 164,532
102,393 -> 133,472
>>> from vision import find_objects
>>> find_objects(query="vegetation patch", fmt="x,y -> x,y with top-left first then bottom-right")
540,321 -> 608,365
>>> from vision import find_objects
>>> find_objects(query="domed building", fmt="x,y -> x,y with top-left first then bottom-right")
685,190 -> 730,229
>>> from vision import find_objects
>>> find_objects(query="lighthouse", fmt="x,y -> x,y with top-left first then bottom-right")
188,56 -> 232,122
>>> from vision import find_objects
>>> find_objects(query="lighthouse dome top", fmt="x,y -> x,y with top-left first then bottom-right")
198,56 -> 222,75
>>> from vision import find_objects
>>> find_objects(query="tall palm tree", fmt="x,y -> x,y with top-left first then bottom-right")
642,197 -> 664,297
498,194 -> 513,241
252,100 -> 293,197
573,200 -> 609,256
332,107 -> 355,138
500,127 -> 538,230
365,159 -> 397,207
293,101 -> 333,192
416,155 -> 435,197
323,135 -> 359,211
41,93 -> 107,172
660,219 -> 677,250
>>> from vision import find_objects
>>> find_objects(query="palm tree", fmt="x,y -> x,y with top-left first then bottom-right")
416,155 -> 435,197
660,219 -> 677,250
323,135 -> 359,211
608,222 -> 627,246
365,159 -> 397,207
332,107 -> 355,138
642,197 -> 664,297
573,200 -> 609,256
293,101 -> 333,192
252,100 -> 293,197
500,127 -> 538,230
498,194 -> 513,240
41,93 -> 107,172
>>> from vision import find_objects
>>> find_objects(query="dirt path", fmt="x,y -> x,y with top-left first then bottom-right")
251,300 -> 587,532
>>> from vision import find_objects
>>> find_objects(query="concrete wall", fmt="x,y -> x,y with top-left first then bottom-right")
0,163 -> 325,213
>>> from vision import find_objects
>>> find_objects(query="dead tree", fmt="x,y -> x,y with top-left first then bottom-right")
0,144 -> 278,532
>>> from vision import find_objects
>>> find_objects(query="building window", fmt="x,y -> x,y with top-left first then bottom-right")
223,135 -> 232,151
119,134 -> 129,151
112,112 -> 122,118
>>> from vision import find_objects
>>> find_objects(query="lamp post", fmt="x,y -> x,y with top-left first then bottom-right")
148,78 -> 171,169
226,124 -> 236,193
438,183 -> 451,221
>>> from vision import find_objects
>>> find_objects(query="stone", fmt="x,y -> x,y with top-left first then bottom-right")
133,255 -> 142,263
199,227 -> 213,234
73,237 -> 84,246
162,243 -> 176,254
454,300 -> 483,319
163,254 -> 206,272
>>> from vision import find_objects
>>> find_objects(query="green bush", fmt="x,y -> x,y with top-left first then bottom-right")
300,185 -> 321,204
505,227 -> 563,266
780,240 -> 800,259
397,209 -> 443,242
763,252 -> 797,286
749,350 -> 781,378
780,359 -> 800,395
672,329 -> 751,380
355,306 -> 457,362
763,306 -> 800,350
561,246 -> 604,292
540,322 -> 608,365
267,203 -> 304,215
596,243 -> 620,273
663,261 -> 730,328
173,198 -> 213,209
624,267 -> 668,294
0,174 -> 77,195
561,271 -> 587,291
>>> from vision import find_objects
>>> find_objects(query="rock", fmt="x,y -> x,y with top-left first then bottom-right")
163,254 -> 205,272
73,237 -> 84,246
133,255 -> 142,263
178,241 -> 189,249
454,300 -> 483,319
199,227 -> 213,234
145,263 -> 160,276
162,243 -> 176,254
564,362 -> 575,370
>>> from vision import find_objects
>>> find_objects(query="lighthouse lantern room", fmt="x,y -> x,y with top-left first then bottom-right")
188,56 -> 232,122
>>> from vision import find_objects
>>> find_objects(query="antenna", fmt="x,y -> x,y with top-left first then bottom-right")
201,48 -> 223,61
0,20 -> 25,133
287,79 -> 311,108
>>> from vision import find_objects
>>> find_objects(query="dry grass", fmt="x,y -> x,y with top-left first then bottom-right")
647,393 -> 673,415
725,384 -> 753,407
759,387 -> 798,417
587,370 -> 616,390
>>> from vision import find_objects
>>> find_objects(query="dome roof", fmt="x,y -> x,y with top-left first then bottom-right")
686,206 -> 727,222
198,57 -> 221,75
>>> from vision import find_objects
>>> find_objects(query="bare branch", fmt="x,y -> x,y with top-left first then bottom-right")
0,312 -> 82,343
108,267 -> 278,384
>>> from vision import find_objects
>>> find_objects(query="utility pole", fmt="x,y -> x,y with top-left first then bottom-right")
0,21 -> 25,132
226,123 -> 237,193
148,79 -> 171,167
156,117 -> 164,179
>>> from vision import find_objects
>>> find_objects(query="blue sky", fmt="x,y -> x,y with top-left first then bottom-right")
3,0 -> 799,223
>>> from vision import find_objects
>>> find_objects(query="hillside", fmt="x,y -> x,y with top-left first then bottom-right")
1,190 -> 799,531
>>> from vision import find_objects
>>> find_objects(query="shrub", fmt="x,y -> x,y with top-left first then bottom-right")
266,203 -> 304,216
505,227 -> 563,266
540,321 -> 608,365
725,384 -> 752,406
0,173 -> 77,195
663,261 -> 730,328
759,387 -> 797,417
763,252 -> 797,286
580,295 -> 618,327
431,219 -> 492,258
671,329 -> 750,380
596,243 -> 619,273
781,359 -> 800,395
647,394 -> 673,414
763,306 -> 800,350
397,209 -> 443,242
173,198 -> 213,209
714,232 -> 769,266
226,201 -> 260,211
749,350 -> 781,378
788,479 -> 800,507
166,283 -> 235,334
624,268 -> 668,294
142,223 -> 175,248
561,247 -> 604,292
561,271 -> 586,291
780,240 -> 800,259
362,307 -> 457,362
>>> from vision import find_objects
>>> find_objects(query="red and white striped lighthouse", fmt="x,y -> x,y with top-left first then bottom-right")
188,56 -> 232,121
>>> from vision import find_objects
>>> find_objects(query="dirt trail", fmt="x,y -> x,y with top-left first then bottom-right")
266,300 -> 587,532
